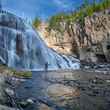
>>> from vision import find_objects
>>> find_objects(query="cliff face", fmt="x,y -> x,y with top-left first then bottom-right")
72,10 -> 110,62
73,10 -> 110,62
38,22 -> 75,55
38,10 -> 110,63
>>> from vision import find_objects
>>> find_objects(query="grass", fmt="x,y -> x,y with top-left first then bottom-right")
12,70 -> 32,79
0,64 -> 32,78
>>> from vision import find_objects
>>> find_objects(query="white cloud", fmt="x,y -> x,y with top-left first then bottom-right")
53,0 -> 69,9
53,0 -> 75,10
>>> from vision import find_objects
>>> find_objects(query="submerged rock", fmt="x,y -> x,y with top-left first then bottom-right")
38,104 -> 53,110
0,10 -> 80,70
26,98 -> 34,104
47,84 -> 79,99
5,88 -> 14,96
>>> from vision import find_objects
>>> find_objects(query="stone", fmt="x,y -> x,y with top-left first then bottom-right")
106,80 -> 110,83
19,101 -> 28,108
0,75 -> 7,104
38,104 -> 53,110
5,88 -> 14,96
47,84 -> 79,99
26,98 -> 34,104
0,104 -> 18,110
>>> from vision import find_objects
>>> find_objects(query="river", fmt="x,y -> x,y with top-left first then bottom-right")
15,69 -> 110,110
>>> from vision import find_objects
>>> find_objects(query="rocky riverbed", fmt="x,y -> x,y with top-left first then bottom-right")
13,65 -> 110,110
0,65 -> 32,110
0,64 -> 110,110
0,74 -> 18,110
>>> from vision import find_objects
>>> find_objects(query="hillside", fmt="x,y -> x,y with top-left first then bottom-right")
35,0 -> 110,63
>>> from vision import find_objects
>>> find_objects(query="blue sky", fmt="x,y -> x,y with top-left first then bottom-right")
2,0 -> 83,21
2,0 -> 99,21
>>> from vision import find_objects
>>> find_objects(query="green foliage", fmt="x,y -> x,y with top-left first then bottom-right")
12,70 -> 32,78
48,0 -> 110,32
0,64 -> 32,78
33,17 -> 41,29
48,13 -> 68,31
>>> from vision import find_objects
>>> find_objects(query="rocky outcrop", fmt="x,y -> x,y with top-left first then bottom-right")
38,10 -> 110,63
73,11 -> 110,62
0,74 -> 17,110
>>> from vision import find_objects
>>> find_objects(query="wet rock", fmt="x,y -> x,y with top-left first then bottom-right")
45,72 -> 76,81
19,98 -> 35,108
46,84 -> 80,107
106,80 -> 110,83
47,84 -> 79,99
38,104 -> 53,110
0,104 -> 17,110
84,66 -> 90,69
26,98 -> 34,104
11,77 -> 26,82
5,88 -> 14,96
19,101 -> 28,108
0,75 -> 7,104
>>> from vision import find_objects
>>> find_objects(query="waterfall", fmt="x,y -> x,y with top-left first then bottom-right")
0,11 -> 80,71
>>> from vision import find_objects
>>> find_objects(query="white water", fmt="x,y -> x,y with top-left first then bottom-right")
0,11 -> 80,70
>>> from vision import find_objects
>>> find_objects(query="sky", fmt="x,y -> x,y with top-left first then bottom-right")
2,0 -> 84,21
1,0 -> 99,21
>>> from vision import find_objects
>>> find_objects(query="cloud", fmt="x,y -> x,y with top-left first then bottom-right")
53,0 -> 69,9
53,0 -> 75,10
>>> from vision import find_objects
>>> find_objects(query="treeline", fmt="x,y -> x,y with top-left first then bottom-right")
48,0 -> 110,31
33,0 -> 110,30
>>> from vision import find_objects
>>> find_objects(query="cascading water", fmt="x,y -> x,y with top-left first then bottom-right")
0,11 -> 80,71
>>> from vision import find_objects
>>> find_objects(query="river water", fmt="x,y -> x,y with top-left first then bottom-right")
15,71 -> 60,110
16,72 -> 48,99
14,69 -> 110,110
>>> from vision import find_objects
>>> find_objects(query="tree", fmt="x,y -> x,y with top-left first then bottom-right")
33,17 -> 41,29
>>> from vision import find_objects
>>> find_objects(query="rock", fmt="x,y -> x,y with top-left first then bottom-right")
47,84 -> 79,99
84,66 -> 90,69
45,72 -> 76,81
46,84 -> 80,107
0,75 -> 7,104
106,80 -> 110,83
38,104 -> 53,110
0,75 -> 5,84
19,101 -> 28,108
0,104 -> 18,110
19,98 -> 35,108
26,98 -> 34,104
5,88 -> 14,96
11,77 -> 26,82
